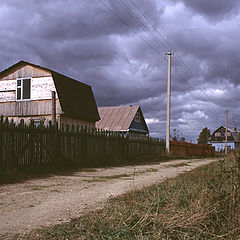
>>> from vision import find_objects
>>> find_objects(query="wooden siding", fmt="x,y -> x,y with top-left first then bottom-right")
0,79 -> 16,102
129,110 -> 148,135
6,115 -> 60,126
0,65 -> 51,80
31,77 -> 58,100
0,76 -> 58,102
0,64 -> 57,105
0,99 -> 62,116
0,63 -> 97,125
60,115 -> 95,128
211,126 -> 235,142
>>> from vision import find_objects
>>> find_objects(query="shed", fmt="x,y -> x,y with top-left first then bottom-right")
96,105 -> 149,135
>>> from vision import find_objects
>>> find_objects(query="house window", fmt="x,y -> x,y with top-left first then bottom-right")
215,132 -> 221,137
33,119 -> 42,127
134,112 -> 140,122
31,118 -> 45,127
16,78 -> 31,100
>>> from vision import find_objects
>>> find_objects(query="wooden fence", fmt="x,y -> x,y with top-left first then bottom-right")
170,140 -> 215,157
0,117 -> 215,174
0,117 -> 165,173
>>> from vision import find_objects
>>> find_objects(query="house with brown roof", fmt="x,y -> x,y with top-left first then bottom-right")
0,61 -> 100,127
96,105 -> 149,135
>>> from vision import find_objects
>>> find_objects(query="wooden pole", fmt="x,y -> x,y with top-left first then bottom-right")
225,108 -> 228,155
166,51 -> 172,153
52,91 -> 56,126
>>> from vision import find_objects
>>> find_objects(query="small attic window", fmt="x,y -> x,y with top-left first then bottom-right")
16,78 -> 31,100
134,112 -> 140,122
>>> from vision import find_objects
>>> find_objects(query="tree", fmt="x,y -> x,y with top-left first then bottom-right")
198,127 -> 211,144
172,128 -> 179,141
180,136 -> 185,142
172,128 -> 185,142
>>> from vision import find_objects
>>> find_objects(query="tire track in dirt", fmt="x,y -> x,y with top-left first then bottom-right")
0,158 -> 217,239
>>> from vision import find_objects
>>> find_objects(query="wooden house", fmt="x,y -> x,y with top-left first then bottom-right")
210,126 -> 239,151
0,61 -> 100,127
96,105 -> 149,135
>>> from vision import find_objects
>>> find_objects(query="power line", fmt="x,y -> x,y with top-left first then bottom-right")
172,59 -> 225,113
127,0 -> 225,111
98,0 -> 226,130
173,56 -> 226,111
114,0 -> 168,53
97,0 -> 162,55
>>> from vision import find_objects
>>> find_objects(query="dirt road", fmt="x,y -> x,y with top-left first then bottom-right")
0,158 -> 216,239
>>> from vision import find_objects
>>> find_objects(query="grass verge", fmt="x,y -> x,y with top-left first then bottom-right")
14,154 -> 239,240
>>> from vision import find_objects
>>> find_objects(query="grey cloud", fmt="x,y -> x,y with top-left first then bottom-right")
180,0 -> 240,20
1,0 -> 240,141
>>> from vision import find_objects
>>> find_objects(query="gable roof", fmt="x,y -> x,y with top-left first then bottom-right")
96,105 -> 149,133
0,61 -> 100,122
211,126 -> 239,142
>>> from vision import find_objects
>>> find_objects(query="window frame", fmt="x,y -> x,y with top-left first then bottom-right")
32,119 -> 44,127
16,77 -> 32,101
215,132 -> 221,137
134,112 -> 141,123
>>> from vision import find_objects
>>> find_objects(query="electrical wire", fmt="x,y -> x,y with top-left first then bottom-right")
127,0 -> 226,111
114,0 -> 168,53
97,0 -> 228,137
97,0 -> 162,55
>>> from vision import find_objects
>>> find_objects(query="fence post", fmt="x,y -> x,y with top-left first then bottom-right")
126,134 -> 129,161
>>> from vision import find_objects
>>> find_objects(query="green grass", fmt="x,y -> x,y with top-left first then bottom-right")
14,154 -> 240,240
167,162 -> 189,168
84,174 -> 132,183
83,169 -> 158,183
137,168 -> 158,174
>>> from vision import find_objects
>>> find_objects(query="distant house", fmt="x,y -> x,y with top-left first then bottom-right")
0,61 -> 100,127
210,126 -> 239,151
96,105 -> 149,135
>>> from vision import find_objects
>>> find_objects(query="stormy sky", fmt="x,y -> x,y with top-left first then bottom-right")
1,0 -> 240,141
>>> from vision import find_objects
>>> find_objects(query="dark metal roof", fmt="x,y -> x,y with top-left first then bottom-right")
0,61 -> 100,122
96,105 -> 149,133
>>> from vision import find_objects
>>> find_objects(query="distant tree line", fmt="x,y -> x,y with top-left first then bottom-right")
171,128 -> 185,142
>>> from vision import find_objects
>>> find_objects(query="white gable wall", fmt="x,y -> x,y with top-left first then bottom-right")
0,64 -> 60,118
0,65 -> 58,102
0,79 -> 15,102
31,76 -> 58,100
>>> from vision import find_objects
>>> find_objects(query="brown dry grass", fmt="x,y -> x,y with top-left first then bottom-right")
14,153 -> 240,240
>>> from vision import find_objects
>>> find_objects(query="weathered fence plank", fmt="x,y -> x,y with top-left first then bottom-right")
0,117 -> 214,174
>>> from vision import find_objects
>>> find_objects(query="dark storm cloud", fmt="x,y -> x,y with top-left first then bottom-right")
1,0 -> 240,140
184,0 -> 240,19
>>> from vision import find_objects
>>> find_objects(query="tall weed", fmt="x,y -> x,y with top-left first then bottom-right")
16,156 -> 240,240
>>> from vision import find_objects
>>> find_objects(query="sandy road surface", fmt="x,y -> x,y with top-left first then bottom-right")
0,158 -> 217,238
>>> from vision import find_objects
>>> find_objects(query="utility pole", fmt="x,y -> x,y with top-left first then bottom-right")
225,108 -> 228,155
166,51 -> 172,153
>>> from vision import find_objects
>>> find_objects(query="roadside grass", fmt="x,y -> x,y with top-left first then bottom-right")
83,168 -> 159,183
31,183 -> 63,191
137,168 -> 159,174
166,162 -> 189,168
14,154 -> 239,240
83,174 -> 132,183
